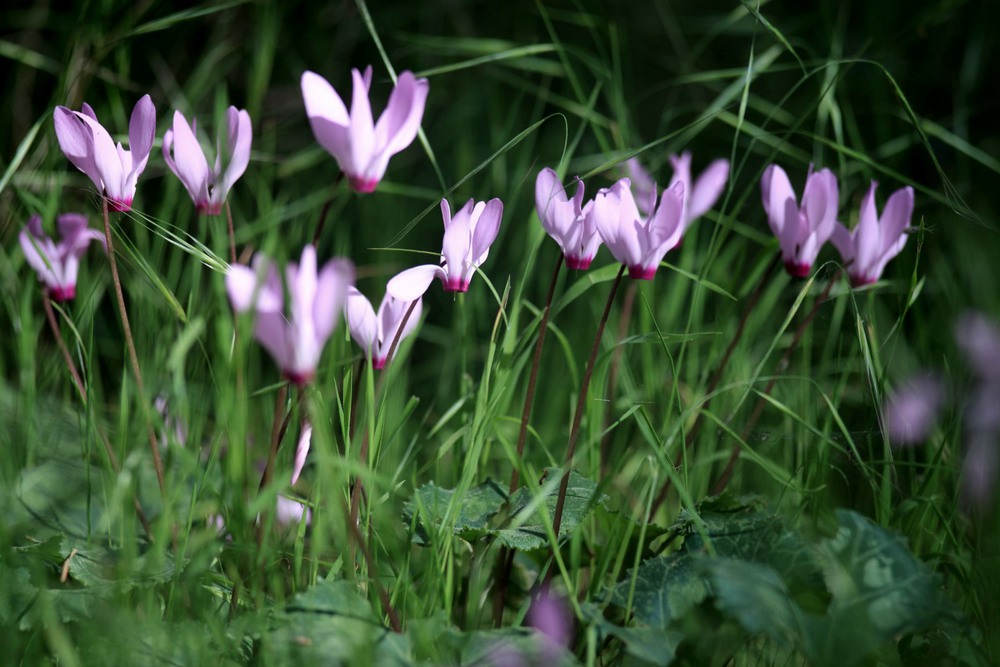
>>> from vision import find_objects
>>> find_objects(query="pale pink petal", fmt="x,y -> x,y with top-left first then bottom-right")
879,186 -> 914,252
687,159 -> 729,223
386,264 -> 445,301
345,286 -> 378,357
760,164 -> 795,230
218,107 -> 252,199
165,110 -> 211,206
885,374 -> 944,445
226,265 -> 262,312
314,258 -> 353,342
853,182 -> 881,275
348,68 -> 376,179
471,198 -> 503,265
374,71 -> 429,157
802,168 -> 838,243
127,94 -> 156,174
53,108 -> 102,189
829,222 -> 855,265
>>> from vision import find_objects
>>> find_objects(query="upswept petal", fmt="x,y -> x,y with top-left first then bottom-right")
313,258 -> 353,342
801,168 -> 838,243
879,186 -> 914,252
853,182 -> 881,274
829,222 -> 855,264
441,199 -> 474,274
20,227 -> 60,287
165,111 -> 211,205
128,94 -> 156,175
226,264 -> 264,312
301,70 -> 349,126
76,112 -> 125,202
374,71 -> 429,157
346,287 -> 379,356
376,293 -> 422,366
471,198 -> 503,266
348,68 -> 376,180
687,159 -> 729,223
53,108 -> 101,187
218,107 -> 252,198
761,164 -> 795,235
624,158 -> 656,214
647,181 -> 685,252
386,264 -> 444,301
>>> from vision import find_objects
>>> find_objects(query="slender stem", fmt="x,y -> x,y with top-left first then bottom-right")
648,253 -> 779,518
341,498 -> 402,632
510,257 -> 562,493
224,200 -> 237,265
711,269 -> 840,494
258,384 -> 289,494
101,199 -> 166,494
42,293 -> 87,402
551,266 -> 625,541
311,174 -> 344,246
42,291 -> 153,538
600,280 -> 637,477
349,299 -> 420,531
492,255 -> 562,625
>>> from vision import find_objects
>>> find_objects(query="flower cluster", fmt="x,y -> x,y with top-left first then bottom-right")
761,164 -> 914,283
536,153 -> 729,279
19,213 -> 105,302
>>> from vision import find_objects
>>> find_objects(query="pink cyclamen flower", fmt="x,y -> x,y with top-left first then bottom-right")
275,496 -> 312,527
226,245 -> 353,386
345,281 -> 422,370
535,167 -> 600,269
301,67 -> 429,193
667,151 -> 730,234
760,164 -> 839,277
163,107 -> 252,215
386,197 -> 504,300
830,182 -> 914,287
19,213 -> 105,302
590,177 -> 685,280
53,95 -> 156,212
885,374 -> 945,445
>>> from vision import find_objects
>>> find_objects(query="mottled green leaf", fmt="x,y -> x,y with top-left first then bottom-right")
612,552 -> 709,629
404,479 -> 507,545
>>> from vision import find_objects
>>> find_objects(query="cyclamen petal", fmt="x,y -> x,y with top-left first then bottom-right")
163,107 -> 252,214
346,278 -> 423,369
829,182 -> 913,287
19,213 -> 105,302
226,245 -> 354,385
761,164 -> 839,277
535,167 -> 601,269
54,95 -> 155,211
301,67 -> 429,193
591,177 -> 684,279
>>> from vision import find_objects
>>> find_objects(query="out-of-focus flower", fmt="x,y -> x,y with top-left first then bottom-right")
535,167 -> 600,269
345,281 -> 422,370
226,245 -> 353,385
386,197 -> 504,300
884,374 -> 945,445
623,157 -> 656,213
19,213 -> 105,302
154,395 -> 188,448
53,95 -> 156,212
528,589 -> 572,653
163,107 -> 252,215
955,312 -> 1000,507
291,422 -> 312,485
590,177 -> 685,279
830,182 -> 913,287
760,164 -> 839,277
667,151 -> 730,234
275,496 -> 312,526
301,67 -> 429,193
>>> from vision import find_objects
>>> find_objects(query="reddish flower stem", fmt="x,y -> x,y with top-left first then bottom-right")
224,200 -> 237,265
311,174 -> 344,246
648,253 -> 780,518
547,265 -> 625,585
101,198 -> 166,495
341,498 -> 402,632
492,255 -> 562,625
349,299 -> 420,533
711,269 -> 841,494
42,291 -> 153,538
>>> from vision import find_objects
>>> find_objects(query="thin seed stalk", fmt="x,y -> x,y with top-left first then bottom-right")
101,198 -> 166,494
